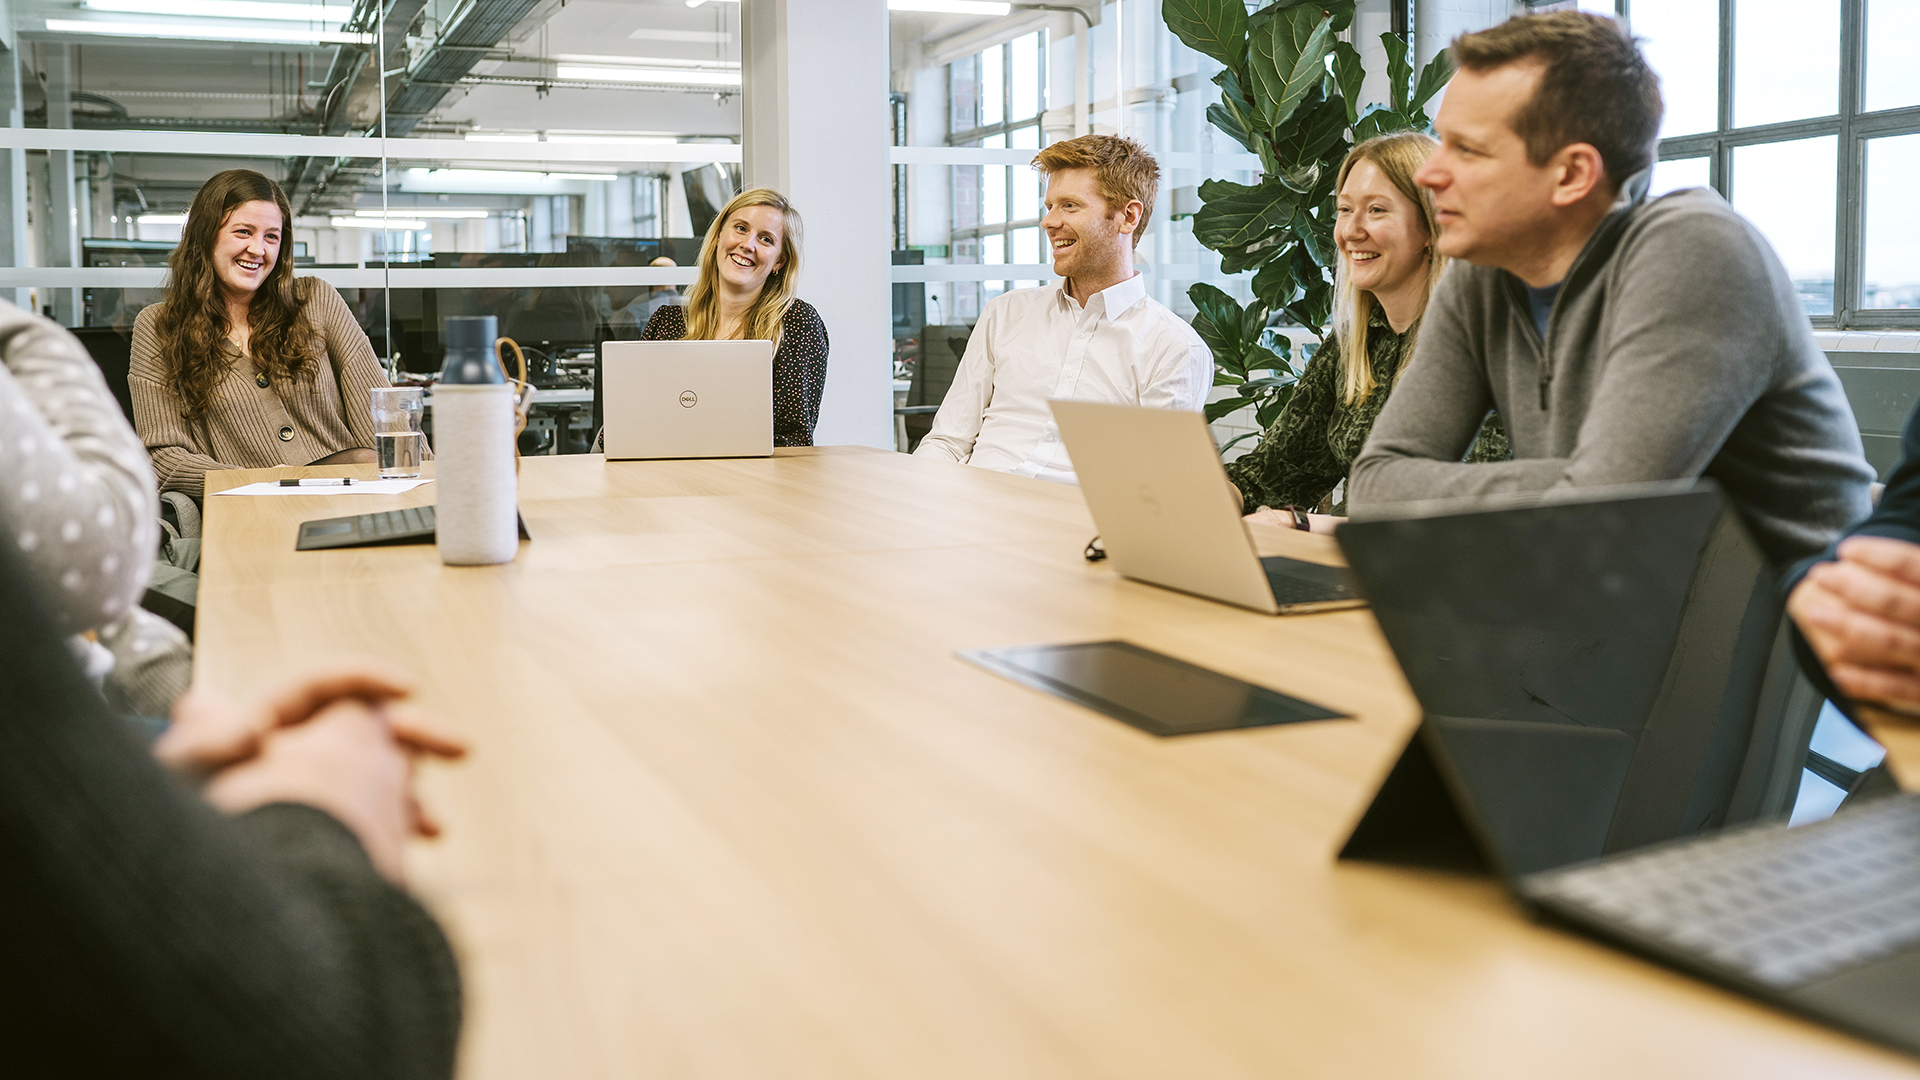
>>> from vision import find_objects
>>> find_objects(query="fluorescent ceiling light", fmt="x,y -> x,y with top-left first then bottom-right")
354,209 -> 489,219
888,0 -> 1011,12
405,168 -> 616,183
545,134 -> 679,145
552,53 -> 736,70
331,217 -> 428,229
464,133 -> 540,143
629,28 -> 730,43
137,213 -> 186,225
81,0 -> 355,21
44,18 -> 372,44
554,63 -> 740,87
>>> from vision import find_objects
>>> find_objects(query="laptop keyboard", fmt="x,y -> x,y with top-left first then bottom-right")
1523,794 -> 1920,989
1260,557 -> 1360,607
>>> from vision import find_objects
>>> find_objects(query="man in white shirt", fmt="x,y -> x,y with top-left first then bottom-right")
914,134 -> 1212,484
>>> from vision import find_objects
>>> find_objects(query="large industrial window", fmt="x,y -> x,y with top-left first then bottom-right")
1610,0 -> 1920,326
946,29 -> 1047,320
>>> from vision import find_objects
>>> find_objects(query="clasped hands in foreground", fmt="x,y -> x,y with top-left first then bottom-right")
153,660 -> 466,881
1792,537 -> 1920,712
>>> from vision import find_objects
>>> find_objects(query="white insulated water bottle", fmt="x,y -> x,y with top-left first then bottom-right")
434,316 -> 518,566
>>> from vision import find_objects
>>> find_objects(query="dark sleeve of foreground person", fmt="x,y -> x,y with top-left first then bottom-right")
0,547 -> 461,1079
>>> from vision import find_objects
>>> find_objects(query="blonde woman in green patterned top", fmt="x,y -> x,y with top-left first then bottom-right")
1228,132 -> 1508,533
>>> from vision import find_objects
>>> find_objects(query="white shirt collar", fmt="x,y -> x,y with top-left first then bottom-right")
1058,271 -> 1147,322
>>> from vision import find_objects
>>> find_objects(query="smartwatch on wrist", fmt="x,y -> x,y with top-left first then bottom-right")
1283,505 -> 1310,532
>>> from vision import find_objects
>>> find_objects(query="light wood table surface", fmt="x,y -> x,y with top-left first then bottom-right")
196,447 -> 1920,1079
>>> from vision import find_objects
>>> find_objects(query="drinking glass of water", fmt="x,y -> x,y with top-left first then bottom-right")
370,386 -> 426,479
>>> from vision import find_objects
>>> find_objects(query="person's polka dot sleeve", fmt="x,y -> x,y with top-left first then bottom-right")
0,304 -> 159,636
772,300 -> 828,447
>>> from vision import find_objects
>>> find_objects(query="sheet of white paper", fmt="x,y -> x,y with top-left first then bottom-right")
211,478 -> 436,496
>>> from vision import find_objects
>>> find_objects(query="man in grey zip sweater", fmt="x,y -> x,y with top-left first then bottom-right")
1349,13 -> 1872,567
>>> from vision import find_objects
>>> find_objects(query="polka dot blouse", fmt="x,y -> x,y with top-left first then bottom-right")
0,301 -> 159,637
642,300 -> 830,447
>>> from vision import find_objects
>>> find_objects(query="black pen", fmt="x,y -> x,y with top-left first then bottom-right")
278,478 -> 354,487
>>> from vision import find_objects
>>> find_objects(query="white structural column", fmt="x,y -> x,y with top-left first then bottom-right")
741,0 -> 893,450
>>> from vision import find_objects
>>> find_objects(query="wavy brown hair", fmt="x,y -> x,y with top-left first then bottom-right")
152,169 -> 316,425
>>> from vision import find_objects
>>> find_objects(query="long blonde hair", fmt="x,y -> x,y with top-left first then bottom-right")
682,187 -> 804,344
1332,132 -> 1447,405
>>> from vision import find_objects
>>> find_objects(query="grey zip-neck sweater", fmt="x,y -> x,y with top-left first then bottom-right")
1350,175 -> 1873,566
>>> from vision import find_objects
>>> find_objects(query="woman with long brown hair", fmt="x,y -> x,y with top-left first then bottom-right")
131,169 -> 392,499
1226,132 -> 1508,532
638,187 -> 828,446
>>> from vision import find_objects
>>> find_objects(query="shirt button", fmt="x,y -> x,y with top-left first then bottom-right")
1043,429 -> 1057,443
277,426 -> 295,442
256,373 -> 269,388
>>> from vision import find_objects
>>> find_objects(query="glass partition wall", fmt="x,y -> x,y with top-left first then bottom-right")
1,0 -> 743,450
887,3 -> 1261,448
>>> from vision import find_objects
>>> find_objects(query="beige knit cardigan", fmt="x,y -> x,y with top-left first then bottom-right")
130,279 -> 391,499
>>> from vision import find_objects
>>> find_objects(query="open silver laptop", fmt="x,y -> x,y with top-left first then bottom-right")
600,339 -> 773,460
1050,399 -> 1364,615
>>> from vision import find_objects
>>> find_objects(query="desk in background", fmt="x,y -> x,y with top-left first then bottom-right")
195,449 -> 1920,1079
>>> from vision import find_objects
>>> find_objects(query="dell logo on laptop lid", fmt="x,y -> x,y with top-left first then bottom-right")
679,390 -> 698,408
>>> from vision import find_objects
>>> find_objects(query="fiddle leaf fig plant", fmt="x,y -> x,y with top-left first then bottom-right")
1163,0 -> 1453,451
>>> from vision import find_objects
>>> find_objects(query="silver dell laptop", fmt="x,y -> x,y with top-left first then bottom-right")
1049,399 -> 1364,615
600,339 -> 774,460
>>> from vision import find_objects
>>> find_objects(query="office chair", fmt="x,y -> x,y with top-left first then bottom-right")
899,323 -> 969,451
70,327 -> 136,426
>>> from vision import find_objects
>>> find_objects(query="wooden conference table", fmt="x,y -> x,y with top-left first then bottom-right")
196,448 -> 1920,1079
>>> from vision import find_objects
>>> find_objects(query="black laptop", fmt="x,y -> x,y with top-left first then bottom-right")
1335,481 -> 1920,1058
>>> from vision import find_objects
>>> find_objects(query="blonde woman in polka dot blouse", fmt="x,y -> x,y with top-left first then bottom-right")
646,187 -> 828,446
0,297 -> 186,713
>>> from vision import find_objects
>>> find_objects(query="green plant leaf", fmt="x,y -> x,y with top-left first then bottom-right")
1206,395 -> 1256,424
1192,178 -> 1299,249
1284,276 -> 1333,333
1258,327 -> 1295,368
1220,236 -> 1284,275
1352,103 -> 1409,143
1291,197 -> 1338,268
1239,297 -> 1271,346
1381,32 -> 1411,114
1265,6 -> 1338,131
1219,428 -> 1265,456
1250,254 -> 1299,310
1254,386 -> 1292,429
1188,283 -> 1248,371
1276,91 -> 1348,168
1163,0 -> 1249,72
1205,103 -> 1257,153
1213,369 -> 1247,386
1256,0 -> 1356,34
1277,160 -> 1321,194
1412,47 -> 1454,114
1330,40 -> 1365,125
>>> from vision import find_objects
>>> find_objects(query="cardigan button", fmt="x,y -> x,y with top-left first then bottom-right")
256,372 -> 269,388
277,426 -> 295,442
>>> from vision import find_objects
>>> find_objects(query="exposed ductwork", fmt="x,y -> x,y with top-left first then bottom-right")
384,0 -> 547,138
286,0 -> 549,213
284,0 -> 430,214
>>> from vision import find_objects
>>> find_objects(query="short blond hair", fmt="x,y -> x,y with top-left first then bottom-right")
1031,134 -> 1159,248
